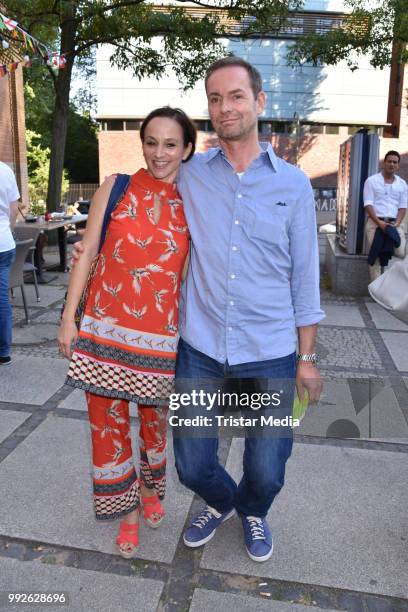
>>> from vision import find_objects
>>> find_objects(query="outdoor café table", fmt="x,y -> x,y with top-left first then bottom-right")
16,214 -> 88,283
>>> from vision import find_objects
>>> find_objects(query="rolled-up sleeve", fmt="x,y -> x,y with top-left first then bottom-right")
289,177 -> 325,327
363,177 -> 374,206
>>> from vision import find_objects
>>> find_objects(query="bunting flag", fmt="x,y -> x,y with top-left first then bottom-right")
2,16 -> 18,31
0,11 -> 65,78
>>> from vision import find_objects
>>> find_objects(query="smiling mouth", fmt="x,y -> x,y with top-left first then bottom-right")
153,161 -> 169,167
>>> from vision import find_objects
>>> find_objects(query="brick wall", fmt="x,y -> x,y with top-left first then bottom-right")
0,65 -> 29,209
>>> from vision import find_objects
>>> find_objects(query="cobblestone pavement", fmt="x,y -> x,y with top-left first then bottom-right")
0,260 -> 407,612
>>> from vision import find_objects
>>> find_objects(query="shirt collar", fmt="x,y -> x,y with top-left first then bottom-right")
204,142 -> 279,172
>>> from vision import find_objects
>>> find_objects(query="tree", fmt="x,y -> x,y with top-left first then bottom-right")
4,0 -> 301,211
287,0 -> 408,69
26,129 -> 69,207
65,105 -> 99,184
25,65 -> 99,187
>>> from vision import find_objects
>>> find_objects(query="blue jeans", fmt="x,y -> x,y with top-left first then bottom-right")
0,248 -> 16,358
173,338 -> 296,518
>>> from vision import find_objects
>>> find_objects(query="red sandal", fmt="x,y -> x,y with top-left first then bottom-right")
142,494 -> 165,528
116,520 -> 139,558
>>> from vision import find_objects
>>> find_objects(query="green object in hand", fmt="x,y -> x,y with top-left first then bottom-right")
293,390 -> 309,423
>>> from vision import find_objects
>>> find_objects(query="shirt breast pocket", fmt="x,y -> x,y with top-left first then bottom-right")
249,204 -> 290,245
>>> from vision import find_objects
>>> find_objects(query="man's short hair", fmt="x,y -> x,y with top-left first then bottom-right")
205,56 -> 263,99
384,150 -> 400,162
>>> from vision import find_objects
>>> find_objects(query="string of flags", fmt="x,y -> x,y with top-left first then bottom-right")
0,11 -> 66,78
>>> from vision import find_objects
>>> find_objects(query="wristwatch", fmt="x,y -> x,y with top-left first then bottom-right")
297,353 -> 318,364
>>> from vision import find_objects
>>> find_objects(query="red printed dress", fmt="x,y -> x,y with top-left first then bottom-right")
66,169 -> 189,404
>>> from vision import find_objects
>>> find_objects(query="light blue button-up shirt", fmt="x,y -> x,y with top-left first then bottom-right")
177,143 -> 325,365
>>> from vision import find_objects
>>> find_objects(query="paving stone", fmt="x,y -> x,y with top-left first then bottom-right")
12,323 -> 58,345
366,303 -> 408,332
320,304 -> 365,328
190,589 -> 336,611
298,379 -> 408,440
0,415 -> 192,563
380,332 -> 408,372
317,328 -> 383,369
0,356 -> 67,405
200,440 -> 408,598
0,557 -> 163,612
12,308 -> 29,325
58,389 -> 138,417
11,284 -> 66,309
36,309 -> 65,324
0,411 -> 31,445
12,346 -> 63,360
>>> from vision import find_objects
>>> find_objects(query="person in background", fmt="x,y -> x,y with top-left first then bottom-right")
364,150 -> 407,281
0,162 -> 20,366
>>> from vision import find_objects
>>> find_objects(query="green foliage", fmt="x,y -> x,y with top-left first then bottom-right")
288,0 -> 408,69
65,105 -> 99,183
26,130 -> 68,206
4,0 -> 302,210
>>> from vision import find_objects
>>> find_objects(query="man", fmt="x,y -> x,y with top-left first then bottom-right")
364,150 -> 407,281
72,57 -> 324,562
0,161 -> 20,365
173,57 -> 324,562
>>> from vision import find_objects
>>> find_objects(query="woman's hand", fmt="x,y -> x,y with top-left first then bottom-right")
58,319 -> 78,359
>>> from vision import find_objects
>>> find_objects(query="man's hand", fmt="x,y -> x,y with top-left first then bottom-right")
377,220 -> 388,232
70,230 -> 85,268
296,362 -> 323,404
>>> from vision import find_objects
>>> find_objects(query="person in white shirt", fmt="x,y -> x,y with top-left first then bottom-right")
363,150 -> 407,281
0,162 -> 20,365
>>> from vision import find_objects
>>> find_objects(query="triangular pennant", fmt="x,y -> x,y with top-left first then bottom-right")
3,16 -> 18,31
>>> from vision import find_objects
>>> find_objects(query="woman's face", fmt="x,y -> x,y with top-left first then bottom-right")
142,117 -> 192,183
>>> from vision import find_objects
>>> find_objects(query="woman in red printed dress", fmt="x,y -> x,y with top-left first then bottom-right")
58,107 -> 196,558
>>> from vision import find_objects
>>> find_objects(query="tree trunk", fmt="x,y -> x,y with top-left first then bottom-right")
46,5 -> 77,212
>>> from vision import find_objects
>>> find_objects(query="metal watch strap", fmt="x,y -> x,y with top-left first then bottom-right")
297,353 -> 318,364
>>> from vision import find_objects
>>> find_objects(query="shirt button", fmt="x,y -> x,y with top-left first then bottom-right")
230,300 -> 234,306
235,220 -> 240,225
230,274 -> 236,279
232,246 -> 238,251
237,194 -> 243,199
228,326 -> 233,331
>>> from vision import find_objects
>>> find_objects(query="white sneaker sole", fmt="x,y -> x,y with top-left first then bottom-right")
246,540 -> 273,562
183,509 -> 235,548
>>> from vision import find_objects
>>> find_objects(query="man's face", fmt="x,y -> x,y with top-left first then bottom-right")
384,155 -> 399,176
206,66 -> 265,142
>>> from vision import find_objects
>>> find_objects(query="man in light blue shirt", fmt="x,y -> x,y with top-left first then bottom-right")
173,56 -> 325,562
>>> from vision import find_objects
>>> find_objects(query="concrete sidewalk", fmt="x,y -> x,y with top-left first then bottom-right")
0,250 -> 407,612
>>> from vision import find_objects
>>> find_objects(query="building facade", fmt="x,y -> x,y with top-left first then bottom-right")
96,1 -> 408,188
0,53 -> 28,207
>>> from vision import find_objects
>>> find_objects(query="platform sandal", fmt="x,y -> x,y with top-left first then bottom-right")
116,521 -> 139,558
142,494 -> 165,528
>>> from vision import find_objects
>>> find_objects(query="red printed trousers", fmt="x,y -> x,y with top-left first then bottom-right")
85,392 -> 167,520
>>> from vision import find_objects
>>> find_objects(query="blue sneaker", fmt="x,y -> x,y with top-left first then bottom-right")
183,505 -> 235,547
241,515 -> 273,562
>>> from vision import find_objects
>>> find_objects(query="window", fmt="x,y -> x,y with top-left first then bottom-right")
194,120 -> 214,132
325,125 -> 339,135
105,120 -> 124,131
125,120 -> 141,130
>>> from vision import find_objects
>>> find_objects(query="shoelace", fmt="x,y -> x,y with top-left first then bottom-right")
247,516 -> 266,540
192,506 -> 219,529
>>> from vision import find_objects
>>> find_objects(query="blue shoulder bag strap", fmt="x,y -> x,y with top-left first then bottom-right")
98,173 -> 131,252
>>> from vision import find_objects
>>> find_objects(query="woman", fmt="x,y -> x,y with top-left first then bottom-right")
58,107 -> 195,558
0,162 -> 20,366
